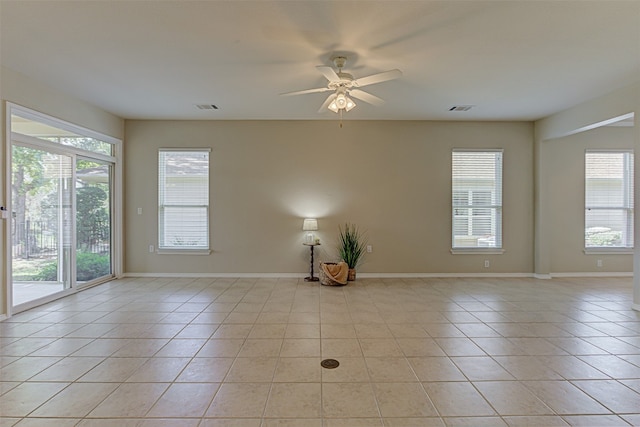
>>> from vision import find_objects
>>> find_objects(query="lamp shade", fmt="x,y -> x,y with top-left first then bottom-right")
302,218 -> 318,231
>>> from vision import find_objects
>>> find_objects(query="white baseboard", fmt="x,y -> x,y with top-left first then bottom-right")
550,272 -> 633,278
355,272 -> 535,278
0,314 -> 7,322
124,271 -> 633,279
123,272 -> 304,278
125,272 -> 535,279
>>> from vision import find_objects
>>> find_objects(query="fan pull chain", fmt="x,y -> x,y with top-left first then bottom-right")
339,110 -> 343,128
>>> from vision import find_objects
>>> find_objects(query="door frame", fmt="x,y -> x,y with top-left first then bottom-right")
4,103 -> 122,316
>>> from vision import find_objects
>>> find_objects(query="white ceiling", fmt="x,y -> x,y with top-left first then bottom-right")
1,0 -> 639,122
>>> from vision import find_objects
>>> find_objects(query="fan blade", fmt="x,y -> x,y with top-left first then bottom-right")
316,65 -> 340,82
350,89 -> 384,106
280,87 -> 332,97
318,93 -> 337,113
354,69 -> 402,87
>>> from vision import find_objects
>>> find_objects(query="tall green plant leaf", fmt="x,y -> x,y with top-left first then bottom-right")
338,222 -> 368,269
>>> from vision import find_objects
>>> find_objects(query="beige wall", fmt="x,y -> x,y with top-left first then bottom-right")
125,120 -> 534,275
1,64 -> 637,318
533,82 -> 639,278
545,126 -> 634,273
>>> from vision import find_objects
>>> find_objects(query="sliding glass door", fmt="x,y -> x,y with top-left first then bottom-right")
11,145 -> 73,305
76,158 -> 112,284
8,104 -> 119,311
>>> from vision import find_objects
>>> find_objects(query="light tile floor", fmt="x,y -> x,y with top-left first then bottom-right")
1,276 -> 639,426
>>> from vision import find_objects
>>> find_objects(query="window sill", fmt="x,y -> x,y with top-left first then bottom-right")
583,248 -> 633,255
450,248 -> 505,255
157,249 -> 211,255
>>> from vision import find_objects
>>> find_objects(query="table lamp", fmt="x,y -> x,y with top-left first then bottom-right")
302,218 -> 318,244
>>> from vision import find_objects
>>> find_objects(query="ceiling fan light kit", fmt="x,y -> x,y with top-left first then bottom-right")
328,91 -> 356,113
281,56 -> 402,116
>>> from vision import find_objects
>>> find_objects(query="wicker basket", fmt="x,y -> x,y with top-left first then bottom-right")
319,262 -> 347,286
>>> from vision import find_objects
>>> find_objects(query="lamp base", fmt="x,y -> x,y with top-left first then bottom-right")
304,276 -> 319,282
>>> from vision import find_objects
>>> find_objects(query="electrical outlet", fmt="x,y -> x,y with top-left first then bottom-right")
597,259 -> 603,268
149,245 -> 154,253
137,208 -> 143,215
484,260 -> 490,268
367,245 -> 372,253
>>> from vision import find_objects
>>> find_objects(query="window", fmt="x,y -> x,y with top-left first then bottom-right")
158,149 -> 210,251
11,110 -> 113,156
8,103 -> 120,309
452,150 -> 503,249
585,150 -> 633,248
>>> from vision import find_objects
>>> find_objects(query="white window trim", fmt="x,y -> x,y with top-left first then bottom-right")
584,149 -> 634,250
451,248 -> 506,255
158,148 -> 211,253
451,148 -> 504,251
583,248 -> 633,255
156,249 -> 212,255
10,103 -> 121,146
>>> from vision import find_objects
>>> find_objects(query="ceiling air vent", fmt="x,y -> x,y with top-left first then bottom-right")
449,105 -> 474,112
196,104 -> 219,110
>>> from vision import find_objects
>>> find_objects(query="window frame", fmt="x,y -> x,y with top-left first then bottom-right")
584,149 -> 634,252
451,149 -> 504,254
157,148 -> 211,254
6,102 -> 122,315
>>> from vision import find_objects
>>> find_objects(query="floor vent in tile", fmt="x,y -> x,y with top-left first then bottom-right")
321,359 -> 340,369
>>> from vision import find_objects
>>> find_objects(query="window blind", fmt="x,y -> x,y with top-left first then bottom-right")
452,150 -> 503,249
585,150 -> 633,248
158,150 -> 209,250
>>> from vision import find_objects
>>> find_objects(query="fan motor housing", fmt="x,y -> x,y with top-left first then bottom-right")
332,56 -> 347,69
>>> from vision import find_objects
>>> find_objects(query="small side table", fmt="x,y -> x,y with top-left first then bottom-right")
303,242 -> 320,282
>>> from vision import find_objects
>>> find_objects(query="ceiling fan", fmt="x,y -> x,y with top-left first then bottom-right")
281,56 -> 402,114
